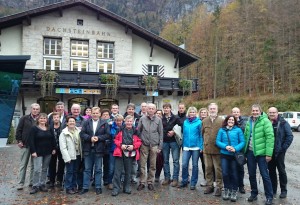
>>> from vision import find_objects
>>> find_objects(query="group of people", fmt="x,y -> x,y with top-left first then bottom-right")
15,101 -> 293,205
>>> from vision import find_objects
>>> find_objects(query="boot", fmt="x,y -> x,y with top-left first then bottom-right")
231,190 -> 237,202
222,188 -> 230,200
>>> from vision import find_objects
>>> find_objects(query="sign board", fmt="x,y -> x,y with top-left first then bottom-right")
146,91 -> 159,96
56,88 -> 101,95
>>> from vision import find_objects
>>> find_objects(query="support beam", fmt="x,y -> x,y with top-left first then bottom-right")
174,53 -> 179,68
125,25 -> 128,34
150,39 -> 154,57
97,12 -> 101,20
25,15 -> 31,26
59,7 -> 63,17
21,90 -> 26,115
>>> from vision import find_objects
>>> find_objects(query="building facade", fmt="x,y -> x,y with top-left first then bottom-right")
0,0 -> 198,115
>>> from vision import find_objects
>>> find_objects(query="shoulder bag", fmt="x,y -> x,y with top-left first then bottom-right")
225,130 -> 246,166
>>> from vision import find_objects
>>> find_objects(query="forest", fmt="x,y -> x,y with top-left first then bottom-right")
160,0 -> 300,100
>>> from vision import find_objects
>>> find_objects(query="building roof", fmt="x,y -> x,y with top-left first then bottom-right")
0,0 -> 199,68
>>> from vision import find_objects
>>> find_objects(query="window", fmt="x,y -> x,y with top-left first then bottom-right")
44,58 -> 61,71
44,38 -> 62,55
148,65 -> 158,76
97,42 -> 114,73
71,60 -> 88,72
97,62 -> 113,73
71,40 -> 89,57
43,38 -> 62,71
97,42 -> 114,59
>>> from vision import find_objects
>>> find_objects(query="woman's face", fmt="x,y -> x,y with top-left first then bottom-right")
126,107 -> 135,116
85,108 -> 92,116
188,110 -> 197,118
115,119 -> 123,127
200,110 -> 208,119
38,116 -> 47,125
227,117 -> 235,127
125,118 -> 133,129
67,118 -> 76,129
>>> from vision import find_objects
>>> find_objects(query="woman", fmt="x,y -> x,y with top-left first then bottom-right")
59,116 -> 82,194
216,115 -> 245,202
28,113 -> 56,194
111,115 -> 141,196
82,107 -> 92,120
107,114 -> 124,190
179,107 -> 203,190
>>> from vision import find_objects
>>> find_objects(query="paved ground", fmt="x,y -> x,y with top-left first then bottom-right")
1,133 -> 300,205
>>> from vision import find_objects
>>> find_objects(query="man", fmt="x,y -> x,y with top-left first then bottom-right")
70,103 -> 85,128
16,103 -> 40,190
139,102 -> 148,116
201,103 -> 223,196
48,101 -> 67,127
177,103 -> 186,125
161,103 -> 181,187
80,107 -> 110,195
244,104 -> 274,205
267,107 -> 293,198
231,107 -> 247,194
110,104 -> 119,119
137,103 -> 163,191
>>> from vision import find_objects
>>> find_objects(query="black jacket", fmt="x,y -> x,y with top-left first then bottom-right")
273,116 -> 294,158
80,118 -> 111,156
15,114 -> 36,147
177,112 -> 186,126
162,113 -> 181,143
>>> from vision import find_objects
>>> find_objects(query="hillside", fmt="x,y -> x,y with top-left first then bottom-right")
183,93 -> 300,115
0,0 -> 231,34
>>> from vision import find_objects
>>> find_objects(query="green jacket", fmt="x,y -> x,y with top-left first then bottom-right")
243,113 -> 274,157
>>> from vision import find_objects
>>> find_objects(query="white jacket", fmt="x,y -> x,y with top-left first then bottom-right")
59,127 -> 82,163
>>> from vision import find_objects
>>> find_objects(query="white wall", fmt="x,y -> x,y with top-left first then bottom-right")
0,25 -> 22,55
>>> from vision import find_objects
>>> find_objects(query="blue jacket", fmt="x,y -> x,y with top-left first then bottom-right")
182,117 -> 203,150
272,116 -> 293,158
109,122 -> 123,152
216,126 -> 245,156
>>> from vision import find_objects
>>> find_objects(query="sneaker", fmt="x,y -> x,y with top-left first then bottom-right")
137,184 -> 145,191
30,186 -> 39,194
247,195 -> 258,202
214,188 -> 221,196
178,183 -> 188,188
148,184 -> 154,191
131,178 -> 137,184
204,186 -> 214,194
223,188 -> 230,200
17,184 -> 24,190
230,190 -> 237,202
66,189 -> 76,195
171,180 -> 178,187
111,190 -> 119,196
265,198 -> 273,205
162,179 -> 171,185
279,192 -> 287,198
239,186 -> 246,194
190,185 -> 196,190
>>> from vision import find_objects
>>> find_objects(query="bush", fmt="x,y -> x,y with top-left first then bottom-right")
7,124 -> 15,144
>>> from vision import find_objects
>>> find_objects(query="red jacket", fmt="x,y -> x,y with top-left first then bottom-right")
113,129 -> 142,160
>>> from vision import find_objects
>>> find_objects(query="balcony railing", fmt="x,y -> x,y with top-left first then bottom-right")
21,69 -> 198,92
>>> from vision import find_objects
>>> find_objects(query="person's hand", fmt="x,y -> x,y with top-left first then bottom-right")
157,149 -> 161,153
121,144 -> 127,150
32,152 -> 37,158
266,156 -> 272,162
167,130 -> 175,137
127,145 -> 134,151
66,161 -> 71,164
17,142 -> 24,148
52,150 -> 56,155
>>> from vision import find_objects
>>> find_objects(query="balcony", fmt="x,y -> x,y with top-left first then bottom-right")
21,69 -> 198,92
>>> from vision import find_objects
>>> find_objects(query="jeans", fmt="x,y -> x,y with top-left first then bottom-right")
32,154 -> 52,187
108,152 -> 115,184
199,153 -> 206,179
83,149 -> 103,189
65,155 -> 81,191
163,142 -> 180,180
181,150 -> 200,186
17,147 -> 34,185
268,152 -> 287,194
237,162 -> 245,188
221,156 -> 238,190
246,150 -> 273,200
49,149 -> 65,183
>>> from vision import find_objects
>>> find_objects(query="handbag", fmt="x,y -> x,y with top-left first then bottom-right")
173,124 -> 182,146
225,130 -> 246,166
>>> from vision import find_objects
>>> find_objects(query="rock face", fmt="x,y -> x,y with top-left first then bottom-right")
0,0 -> 231,33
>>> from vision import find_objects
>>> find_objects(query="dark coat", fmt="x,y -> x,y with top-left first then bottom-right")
177,112 -> 186,127
80,118 -> 111,156
162,113 -> 181,143
273,116 -> 294,158
15,114 -> 36,147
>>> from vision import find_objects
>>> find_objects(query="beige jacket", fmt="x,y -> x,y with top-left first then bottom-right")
59,127 -> 82,163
